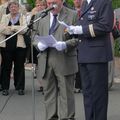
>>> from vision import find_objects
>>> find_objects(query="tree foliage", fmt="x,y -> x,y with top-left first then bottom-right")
66,0 -> 120,9
112,0 -> 120,9
27,0 -> 35,8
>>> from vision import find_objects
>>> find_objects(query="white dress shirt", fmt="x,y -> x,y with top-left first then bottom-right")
50,12 -> 54,28
87,0 -> 91,4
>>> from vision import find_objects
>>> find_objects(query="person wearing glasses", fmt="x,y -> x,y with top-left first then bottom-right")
0,0 -> 27,96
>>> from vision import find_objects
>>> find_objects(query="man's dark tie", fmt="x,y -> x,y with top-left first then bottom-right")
49,14 -> 58,34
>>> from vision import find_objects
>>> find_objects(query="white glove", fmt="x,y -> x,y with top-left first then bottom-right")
52,41 -> 67,51
67,25 -> 83,35
66,27 -> 74,34
37,42 -> 48,51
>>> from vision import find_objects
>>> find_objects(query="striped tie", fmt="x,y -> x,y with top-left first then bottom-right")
49,14 -> 58,34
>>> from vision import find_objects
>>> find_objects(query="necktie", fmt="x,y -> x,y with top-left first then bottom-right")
49,14 -> 58,34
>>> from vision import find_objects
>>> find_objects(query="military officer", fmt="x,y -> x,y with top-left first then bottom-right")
67,0 -> 114,120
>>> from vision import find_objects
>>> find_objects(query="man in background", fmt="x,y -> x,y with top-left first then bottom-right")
73,0 -> 83,93
73,0 -> 83,17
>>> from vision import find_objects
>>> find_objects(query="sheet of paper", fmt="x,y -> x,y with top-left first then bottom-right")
34,35 -> 57,47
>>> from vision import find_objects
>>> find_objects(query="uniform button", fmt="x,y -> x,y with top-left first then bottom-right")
79,40 -> 82,42
81,17 -> 83,20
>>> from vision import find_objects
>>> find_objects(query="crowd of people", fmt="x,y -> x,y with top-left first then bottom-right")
0,0 -> 115,120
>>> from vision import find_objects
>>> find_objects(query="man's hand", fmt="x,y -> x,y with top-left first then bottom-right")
37,42 -> 48,51
66,25 -> 83,35
52,41 -> 66,51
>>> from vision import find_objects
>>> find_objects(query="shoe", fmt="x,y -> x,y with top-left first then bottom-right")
37,86 -> 43,92
0,85 -> 2,91
18,90 -> 25,95
61,118 -> 75,120
15,86 -> 19,91
2,90 -> 9,96
34,75 -> 37,79
42,91 -> 44,95
74,88 -> 81,93
49,118 -> 58,120
49,117 -> 59,120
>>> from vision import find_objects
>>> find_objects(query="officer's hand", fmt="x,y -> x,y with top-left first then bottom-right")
37,42 -> 48,51
52,41 -> 66,51
66,26 -> 74,35
67,25 -> 83,35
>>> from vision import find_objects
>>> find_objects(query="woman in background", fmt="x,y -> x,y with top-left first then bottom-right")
0,0 -> 27,96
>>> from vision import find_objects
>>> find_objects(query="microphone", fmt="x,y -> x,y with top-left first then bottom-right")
42,4 -> 58,13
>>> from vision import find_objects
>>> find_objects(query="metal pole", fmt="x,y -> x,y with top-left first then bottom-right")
31,39 -> 36,120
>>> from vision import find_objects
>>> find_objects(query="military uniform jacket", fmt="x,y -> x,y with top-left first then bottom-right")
77,0 -> 114,63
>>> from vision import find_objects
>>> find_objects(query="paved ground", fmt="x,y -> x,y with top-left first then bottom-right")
114,57 -> 120,82
0,57 -> 120,120
0,71 -> 120,120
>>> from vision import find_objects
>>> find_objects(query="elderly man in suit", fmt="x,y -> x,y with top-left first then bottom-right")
67,0 -> 114,120
33,0 -> 78,119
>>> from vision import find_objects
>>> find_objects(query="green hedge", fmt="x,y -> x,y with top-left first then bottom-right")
112,0 -> 120,56
112,0 -> 120,9
27,0 -> 35,8
114,39 -> 120,57
66,0 -> 120,8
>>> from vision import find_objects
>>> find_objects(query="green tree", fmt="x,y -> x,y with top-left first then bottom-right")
27,0 -> 35,8
112,0 -> 120,56
112,0 -> 120,9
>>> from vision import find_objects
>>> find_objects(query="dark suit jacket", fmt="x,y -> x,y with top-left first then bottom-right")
76,0 -> 114,63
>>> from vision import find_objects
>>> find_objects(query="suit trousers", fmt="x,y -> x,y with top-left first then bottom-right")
80,63 -> 108,120
42,50 -> 75,120
75,63 -> 82,90
0,47 -> 26,90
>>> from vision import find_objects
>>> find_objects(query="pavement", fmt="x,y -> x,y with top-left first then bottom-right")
0,57 -> 120,120
114,57 -> 120,83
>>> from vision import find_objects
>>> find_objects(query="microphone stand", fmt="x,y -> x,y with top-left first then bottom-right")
27,12 -> 48,120
0,11 -> 48,120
